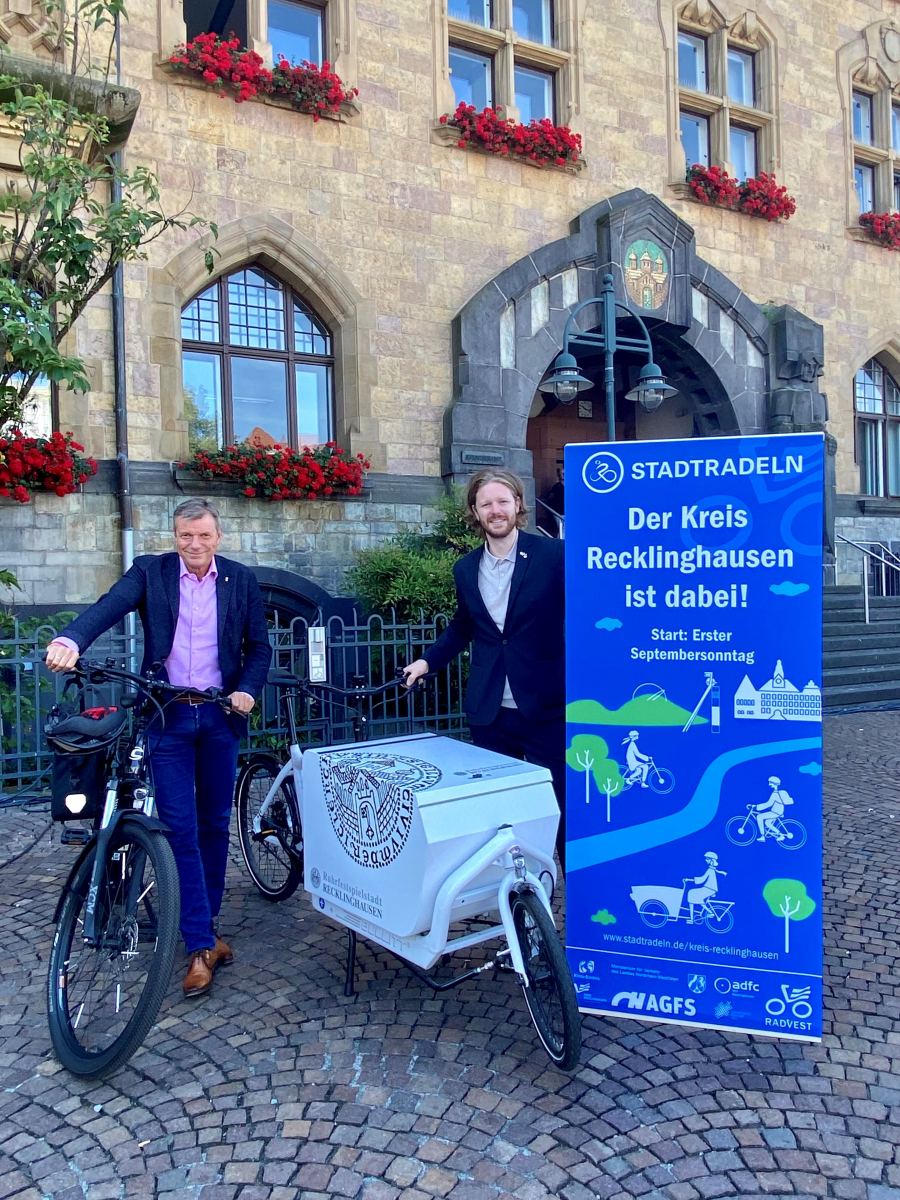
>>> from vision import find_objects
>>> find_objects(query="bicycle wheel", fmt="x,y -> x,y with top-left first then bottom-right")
236,754 -> 302,901
725,815 -> 756,847
639,900 -> 670,929
777,820 -> 807,850
47,821 -> 179,1078
704,906 -> 734,934
509,888 -> 581,1071
649,768 -> 675,795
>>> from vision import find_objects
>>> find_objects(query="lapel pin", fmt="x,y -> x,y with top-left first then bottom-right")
520,552 -> 528,559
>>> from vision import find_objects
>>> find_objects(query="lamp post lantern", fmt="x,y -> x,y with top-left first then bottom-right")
538,272 -> 677,442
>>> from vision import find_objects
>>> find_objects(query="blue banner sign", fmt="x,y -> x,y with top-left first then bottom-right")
564,434 -> 823,1040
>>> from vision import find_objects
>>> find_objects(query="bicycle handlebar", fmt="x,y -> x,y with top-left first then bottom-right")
268,668 -> 438,699
59,659 -> 233,710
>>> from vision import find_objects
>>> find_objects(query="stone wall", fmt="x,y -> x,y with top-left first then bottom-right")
0,476 -> 444,608
40,0 -> 900,502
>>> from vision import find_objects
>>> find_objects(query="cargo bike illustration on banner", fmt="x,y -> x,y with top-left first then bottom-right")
235,670 -> 582,1070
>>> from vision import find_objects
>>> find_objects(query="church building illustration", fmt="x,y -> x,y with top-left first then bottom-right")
733,660 -> 822,722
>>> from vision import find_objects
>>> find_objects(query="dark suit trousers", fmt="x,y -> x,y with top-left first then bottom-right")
469,708 -> 566,871
148,705 -> 240,953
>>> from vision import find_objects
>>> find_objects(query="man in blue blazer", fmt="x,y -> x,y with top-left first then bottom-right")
403,469 -> 566,867
46,498 -> 271,997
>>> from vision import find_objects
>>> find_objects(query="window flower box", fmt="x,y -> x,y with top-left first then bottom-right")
0,430 -> 97,503
178,442 -> 369,502
436,102 -> 584,172
859,211 -> 900,250
166,34 -> 358,120
676,165 -> 796,221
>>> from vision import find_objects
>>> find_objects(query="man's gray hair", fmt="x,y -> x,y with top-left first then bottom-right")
173,498 -> 222,533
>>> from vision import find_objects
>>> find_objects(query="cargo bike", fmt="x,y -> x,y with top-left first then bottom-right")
236,670 -> 582,1070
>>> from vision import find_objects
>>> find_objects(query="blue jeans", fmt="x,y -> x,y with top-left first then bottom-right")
148,704 -> 240,953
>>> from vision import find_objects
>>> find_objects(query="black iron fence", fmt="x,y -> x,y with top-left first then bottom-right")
0,612 -> 467,793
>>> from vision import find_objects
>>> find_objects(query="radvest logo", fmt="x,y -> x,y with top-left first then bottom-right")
611,990 -> 697,1017
582,451 -> 625,495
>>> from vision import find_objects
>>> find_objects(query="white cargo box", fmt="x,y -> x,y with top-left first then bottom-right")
301,732 -> 559,938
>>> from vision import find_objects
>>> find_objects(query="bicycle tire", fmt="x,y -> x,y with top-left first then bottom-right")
725,815 -> 756,847
236,753 -> 303,901
639,899 -> 669,929
777,820 -> 807,850
47,822 -> 179,1078
649,768 -> 675,795
704,906 -> 734,934
510,889 -> 581,1071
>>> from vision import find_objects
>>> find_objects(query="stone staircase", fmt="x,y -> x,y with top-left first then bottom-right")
823,584 -> 900,710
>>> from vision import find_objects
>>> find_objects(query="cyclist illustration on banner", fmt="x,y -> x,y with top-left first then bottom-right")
630,851 -> 735,933
726,776 -> 808,849
622,730 -> 651,786
755,776 -> 794,841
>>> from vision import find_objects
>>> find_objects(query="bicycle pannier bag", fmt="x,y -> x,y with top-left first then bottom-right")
50,750 -> 108,822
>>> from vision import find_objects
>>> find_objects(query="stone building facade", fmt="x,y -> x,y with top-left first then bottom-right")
2,0 -> 900,606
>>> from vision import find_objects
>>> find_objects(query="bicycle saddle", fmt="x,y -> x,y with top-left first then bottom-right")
48,707 -> 128,753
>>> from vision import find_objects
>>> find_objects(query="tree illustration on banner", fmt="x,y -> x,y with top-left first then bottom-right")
763,879 -> 816,953
566,734 -> 624,822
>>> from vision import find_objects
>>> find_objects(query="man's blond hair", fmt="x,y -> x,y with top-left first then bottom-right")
465,469 -> 529,535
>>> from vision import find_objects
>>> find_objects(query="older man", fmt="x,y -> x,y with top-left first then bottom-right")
46,498 -> 271,997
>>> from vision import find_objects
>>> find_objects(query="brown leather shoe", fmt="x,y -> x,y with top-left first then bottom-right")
183,949 -> 215,998
212,936 -> 234,968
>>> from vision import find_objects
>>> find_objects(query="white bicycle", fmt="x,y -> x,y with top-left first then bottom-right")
235,670 -> 582,1071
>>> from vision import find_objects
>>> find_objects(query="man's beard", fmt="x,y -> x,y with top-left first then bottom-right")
480,513 -> 517,539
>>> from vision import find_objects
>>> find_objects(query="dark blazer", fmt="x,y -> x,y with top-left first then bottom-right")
58,553 -> 272,700
426,530 -> 564,726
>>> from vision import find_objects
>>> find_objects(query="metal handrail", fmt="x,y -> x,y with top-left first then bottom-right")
836,534 -> 900,623
535,497 -> 564,539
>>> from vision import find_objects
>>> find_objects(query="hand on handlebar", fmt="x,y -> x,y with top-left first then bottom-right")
228,690 -> 255,715
402,660 -> 429,690
45,641 -> 80,673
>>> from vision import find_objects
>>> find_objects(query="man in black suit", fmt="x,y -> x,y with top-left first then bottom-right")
46,498 -> 271,997
403,469 -> 566,866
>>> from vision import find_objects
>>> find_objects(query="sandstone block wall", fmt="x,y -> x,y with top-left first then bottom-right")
43,0 -> 899,501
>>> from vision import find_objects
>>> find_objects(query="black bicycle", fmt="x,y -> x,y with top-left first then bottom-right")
46,660 -> 232,1078
235,670 -> 406,902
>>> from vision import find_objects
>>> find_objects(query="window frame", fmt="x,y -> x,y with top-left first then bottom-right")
678,31 -> 708,93
680,110 -> 710,168
181,266 -> 335,453
672,13 -> 778,185
855,357 -> 900,498
729,122 -> 757,180
449,43 -> 495,109
854,161 -> 875,214
441,0 -> 575,127
847,82 -> 900,218
266,0 -> 326,67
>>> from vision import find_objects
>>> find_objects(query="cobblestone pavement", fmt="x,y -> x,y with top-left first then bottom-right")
1,713 -> 900,1200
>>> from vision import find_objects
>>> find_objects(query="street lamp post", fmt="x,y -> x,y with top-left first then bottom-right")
538,272 -> 677,442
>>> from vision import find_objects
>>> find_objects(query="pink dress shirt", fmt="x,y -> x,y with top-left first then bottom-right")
164,557 -> 223,690
53,556 -> 223,691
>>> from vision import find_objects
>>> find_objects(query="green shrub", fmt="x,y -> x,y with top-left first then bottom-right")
350,487 -> 481,620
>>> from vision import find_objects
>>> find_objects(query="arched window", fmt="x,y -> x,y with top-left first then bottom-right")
181,266 -> 334,454
855,357 -> 900,496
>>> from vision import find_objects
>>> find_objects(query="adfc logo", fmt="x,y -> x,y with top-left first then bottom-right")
582,451 -> 625,495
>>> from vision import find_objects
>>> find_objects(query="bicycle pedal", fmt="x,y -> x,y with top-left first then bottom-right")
61,827 -> 92,846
